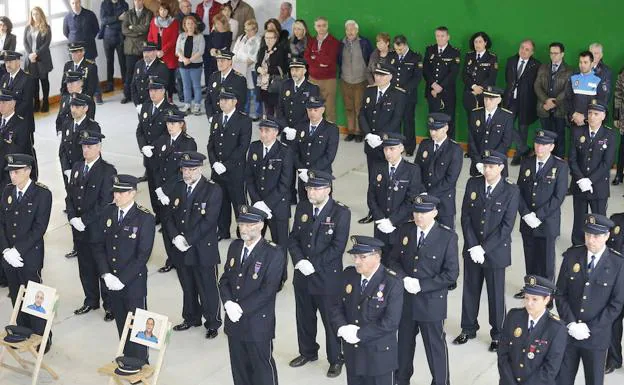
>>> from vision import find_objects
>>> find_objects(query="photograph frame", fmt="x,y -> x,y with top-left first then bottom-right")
129,309 -> 168,350
20,281 -> 56,320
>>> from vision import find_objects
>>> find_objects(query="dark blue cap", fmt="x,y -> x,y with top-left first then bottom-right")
347,235 -> 385,254
380,132 -> 405,147
289,57 -> 307,68
413,194 -> 440,213
112,174 -> 138,192
306,169 -> 334,188
179,151 -> 205,167
70,93 -> 92,106
215,48 -> 234,60
305,96 -> 325,108
259,118 -> 280,130
0,89 -> 16,101
68,42 -> 85,52
481,150 -> 506,165
523,275 -> 557,296
2,51 -> 22,61
65,70 -> 84,83
142,41 -> 159,52
237,204 -> 268,223
534,129 -> 557,145
165,109 -> 186,122
483,86 -> 504,98
584,214 -> 614,235
588,99 -> 607,113
4,325 -> 33,343
78,130 -> 105,145
218,89 -> 238,100
427,113 -> 452,130
114,356 -> 145,376
374,62 -> 396,76
148,77 -> 167,89
5,154 -> 35,170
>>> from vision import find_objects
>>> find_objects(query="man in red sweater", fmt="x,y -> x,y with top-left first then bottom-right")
304,17 -> 340,123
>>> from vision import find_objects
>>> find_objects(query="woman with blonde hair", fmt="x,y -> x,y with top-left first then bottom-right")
205,13 -> 233,77
24,7 -> 53,112
175,15 -> 205,115
232,18 -> 261,120
289,19 -> 310,59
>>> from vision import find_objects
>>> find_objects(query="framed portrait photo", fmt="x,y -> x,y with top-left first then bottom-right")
129,309 -> 168,350
21,281 -> 57,320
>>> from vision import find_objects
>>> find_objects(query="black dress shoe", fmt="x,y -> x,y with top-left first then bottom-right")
158,265 -> 174,273
205,328 -> 219,339
452,332 -> 476,345
137,175 -> 148,183
173,320 -> 202,331
326,362 -> 343,378
289,355 -> 318,367
510,154 -> 522,166
344,134 -> 355,142
513,290 -> 525,299
613,177 -> 623,185
120,97 -> 129,104
358,214 -> 374,224
488,340 -> 499,352
354,135 -> 363,143
104,311 -> 115,322
448,282 -> 457,291
65,249 -> 77,258
605,363 -> 621,374
74,305 -> 99,315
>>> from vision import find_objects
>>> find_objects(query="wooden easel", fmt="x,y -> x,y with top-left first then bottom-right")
98,312 -> 172,385
0,284 -> 58,385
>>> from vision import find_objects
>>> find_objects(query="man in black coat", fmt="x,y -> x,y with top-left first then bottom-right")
330,235 -> 403,385
454,151 -> 520,352
606,213 -> 624,374
163,152 -> 223,339
568,101 -> 617,245
388,195 -> 459,385
56,71 -> 96,134
589,43 -> 613,101
207,89 -> 251,240
503,40 -> 541,165
61,42 -> 99,97
95,174 -> 155,361
204,49 -> 247,121
288,170 -> 351,378
556,214 -> 624,385
131,42 -> 170,108
1,51 -> 35,143
220,205 -> 284,385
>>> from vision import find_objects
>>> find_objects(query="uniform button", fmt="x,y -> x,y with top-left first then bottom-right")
238,273 -> 243,277
112,258 -> 116,262
113,270 -> 117,273
114,235 -> 118,238
580,309 -> 584,312
355,320 -> 359,324
520,364 -> 524,368
236,286 -> 240,290
357,305 -> 360,309
582,296 -> 586,300
354,344 -> 359,348
113,246 -> 116,250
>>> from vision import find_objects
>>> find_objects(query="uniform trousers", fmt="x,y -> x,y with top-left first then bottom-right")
76,240 -> 110,310
460,258 -> 506,340
4,263 -> 47,337
402,100 -> 417,154
341,80 -> 367,135
294,285 -> 341,364
310,77 -> 337,123
427,90 -> 456,140
521,232 -> 556,282
607,307 -> 624,368
571,196 -> 607,245
109,293 -> 148,361
228,338 -> 278,385
124,54 -> 141,100
144,157 -> 161,223
347,372 -> 395,385
556,344 -> 607,385
175,263 -> 222,330
215,177 -> 246,238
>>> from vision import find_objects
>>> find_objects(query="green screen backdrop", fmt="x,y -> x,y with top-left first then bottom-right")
298,1 -> 622,144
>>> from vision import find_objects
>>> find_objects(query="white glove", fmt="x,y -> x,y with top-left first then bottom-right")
103,273 -> 125,291
69,217 -> 86,232
3,248 -> 23,268
63,170 -> 72,181
155,187 -> 170,205
567,322 -> 591,340
224,301 -> 243,323
403,277 -> 421,294
252,201 -> 273,219
173,235 -> 191,252
295,259 -> 316,276
337,324 -> 360,344
213,161 -> 227,175
283,127 -> 297,141
208,116 -> 213,125
576,178 -> 593,192
141,145 -> 154,158
522,212 -> 542,229
468,245 -> 485,264
57,130 -> 62,137
135,104 -> 142,114
375,218 -> 396,234
298,169 -> 309,183
476,163 -> 484,175
365,133 -> 383,149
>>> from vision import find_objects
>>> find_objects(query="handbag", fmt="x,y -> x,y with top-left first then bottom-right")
268,66 -> 286,94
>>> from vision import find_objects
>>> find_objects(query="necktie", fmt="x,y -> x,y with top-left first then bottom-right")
587,255 -> 596,273
186,185 -> 192,197
486,185 -> 492,199
83,164 -> 89,176
241,246 -> 249,264
399,55 -> 404,62
552,64 -> 559,73
537,161 -> 544,173
310,125 -> 317,135
486,113 -> 492,127
152,105 -> 156,115
223,114 -> 229,126
8,76 -> 14,88
360,278 -> 369,294
517,60 -> 525,79
74,64 -> 79,72
439,48 -> 443,54
590,131 -> 596,141
528,320 -> 535,333
477,53 -> 481,61
145,63 -> 150,72
264,147 -> 268,158
389,166 -> 396,180
17,191 -> 23,203
377,90 -> 383,104
170,137 -> 174,146
417,230 -> 425,248
313,207 -> 319,219
73,122 -> 79,132
221,76 -> 226,83
434,143 -> 440,153
294,85 -> 299,93
118,210 -> 124,225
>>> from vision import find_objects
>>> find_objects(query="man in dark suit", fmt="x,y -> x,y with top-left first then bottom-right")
288,170 -> 350,377
568,101 -> 617,245
504,40 -> 541,165
330,235 -> 403,385
498,275 -> 567,385
219,205 -> 284,385
415,113 -> 463,228
454,150 -> 520,352
422,26 -> 461,139
468,86 -> 513,177
387,35 -> 422,156
163,152 -> 223,339
358,63 -> 406,224
1,51 -> 35,144
556,214 -> 624,385
66,130 -> 117,320
515,130 -> 568,295
63,0 -> 100,61
606,213 -> 624,374
60,42 -> 99,97
131,42 -> 170,108
204,49 -> 247,121
95,174 -> 155,361
589,43 -> 613,101
292,96 -> 339,202
367,133 -> 423,261
56,71 -> 96,134
388,195 -> 458,385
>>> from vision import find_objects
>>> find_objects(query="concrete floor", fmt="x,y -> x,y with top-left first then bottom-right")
1,91 -> 624,385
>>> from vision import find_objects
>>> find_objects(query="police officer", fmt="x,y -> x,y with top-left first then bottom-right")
95,174 -> 155,361
152,110 -> 197,273
1,51 -> 35,145
565,51 -> 608,128
131,42 -> 170,109
454,150 -> 520,352
292,96 -> 339,202
515,130 -> 568,295
66,130 -> 117,320
423,27 -> 461,139
568,101 -> 616,245
387,35 -> 423,156
462,32 -> 498,129
415,113 -> 463,228
0,154 -> 51,347
607,213 -> 624,374
163,152 -> 223,339
358,63 -> 406,224
204,49 -> 247,121
288,170 -> 350,377
55,71 -> 96,134
136,77 -> 176,222
555,214 -> 624,385
219,205 -> 284,385
246,118 -> 293,285
207,89 -> 252,240
468,86 -> 513,177
330,235 -> 403,385
388,195 -> 459,385
498,275 -> 567,385
368,132 -> 423,261
61,42 -> 99,97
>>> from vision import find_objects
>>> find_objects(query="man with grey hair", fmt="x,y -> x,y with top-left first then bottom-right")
589,43 -> 612,100
278,2 -> 295,36
339,20 -> 372,143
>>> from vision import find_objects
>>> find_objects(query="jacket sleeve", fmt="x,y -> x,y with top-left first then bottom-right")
118,213 -> 156,285
387,226 -> 409,279
460,181 -> 479,249
313,123 -> 339,171
356,277 -> 403,343
288,205 -> 305,265
14,189 -> 52,256
358,93 -> 371,135
367,166 -> 384,221
568,132 -> 584,181
587,259 -> 624,331
245,148 -> 261,204
482,185 -> 519,255
389,166 -> 422,225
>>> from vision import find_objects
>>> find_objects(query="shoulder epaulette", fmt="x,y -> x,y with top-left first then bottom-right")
548,311 -> 560,321
367,84 -> 376,88
439,223 -> 452,231
554,155 -> 563,160
395,86 -> 406,93
610,248 -> 623,257
35,181 -> 49,190
335,200 -> 349,209
449,139 -> 458,144
239,110 -> 248,116
472,106 -> 483,111
454,57 -> 460,63
208,179 -> 215,184
234,70 -> 243,76
267,240 -> 278,248
504,177 -> 515,184
489,51 -> 497,56
137,204 -> 152,214
184,133 -> 192,138
157,59 -> 164,64
85,59 -> 95,64
17,115 -> 24,120
385,268 -> 397,277
501,108 -> 513,114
